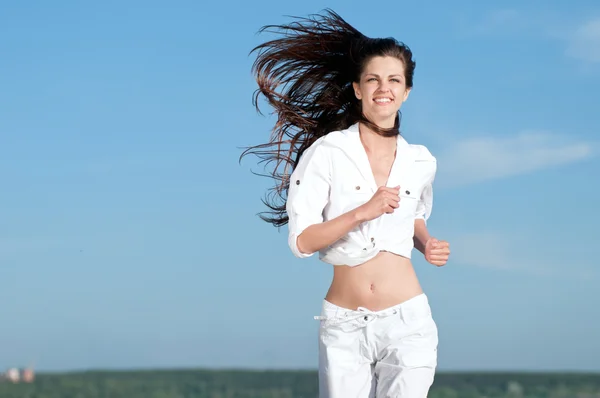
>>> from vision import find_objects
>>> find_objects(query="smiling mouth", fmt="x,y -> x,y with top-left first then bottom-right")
374,98 -> 393,104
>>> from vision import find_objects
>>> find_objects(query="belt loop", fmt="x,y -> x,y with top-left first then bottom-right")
395,305 -> 403,321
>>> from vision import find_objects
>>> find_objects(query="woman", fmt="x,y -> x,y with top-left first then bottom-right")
242,9 -> 451,398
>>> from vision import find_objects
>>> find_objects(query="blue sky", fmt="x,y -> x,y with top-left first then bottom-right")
1,0 -> 599,373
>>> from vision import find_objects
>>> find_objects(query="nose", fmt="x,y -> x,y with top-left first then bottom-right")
377,81 -> 391,92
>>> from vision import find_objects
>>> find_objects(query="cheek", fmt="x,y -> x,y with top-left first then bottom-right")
395,89 -> 408,103
363,83 -> 378,95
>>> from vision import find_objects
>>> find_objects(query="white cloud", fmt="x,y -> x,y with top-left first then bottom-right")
466,9 -> 600,64
435,131 -> 594,188
565,18 -> 600,64
449,231 -> 597,280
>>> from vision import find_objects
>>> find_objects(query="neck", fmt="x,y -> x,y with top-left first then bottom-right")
367,112 -> 397,130
358,123 -> 397,156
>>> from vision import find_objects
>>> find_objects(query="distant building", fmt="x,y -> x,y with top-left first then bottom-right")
0,367 -> 35,383
5,368 -> 19,383
21,368 -> 35,383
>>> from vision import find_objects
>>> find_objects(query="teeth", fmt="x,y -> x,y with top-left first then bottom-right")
374,98 -> 391,103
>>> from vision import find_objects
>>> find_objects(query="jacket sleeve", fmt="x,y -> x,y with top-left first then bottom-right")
415,179 -> 433,223
286,141 -> 331,258
414,146 -> 437,224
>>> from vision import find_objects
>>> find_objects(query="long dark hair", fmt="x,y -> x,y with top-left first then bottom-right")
240,9 -> 416,227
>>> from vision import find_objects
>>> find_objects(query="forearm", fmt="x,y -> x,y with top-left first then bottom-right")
297,207 -> 364,254
413,218 -> 431,255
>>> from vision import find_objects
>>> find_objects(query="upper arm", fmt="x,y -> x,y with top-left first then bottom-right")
286,142 -> 331,258
415,180 -> 433,223
414,146 -> 437,224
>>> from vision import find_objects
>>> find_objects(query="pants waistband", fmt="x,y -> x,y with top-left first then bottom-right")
314,293 -> 431,326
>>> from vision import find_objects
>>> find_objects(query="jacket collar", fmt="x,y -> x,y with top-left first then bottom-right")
323,122 -> 414,193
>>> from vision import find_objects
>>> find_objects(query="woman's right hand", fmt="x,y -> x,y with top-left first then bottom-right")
356,185 -> 401,222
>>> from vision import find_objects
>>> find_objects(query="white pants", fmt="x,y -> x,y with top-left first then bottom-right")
316,293 -> 438,398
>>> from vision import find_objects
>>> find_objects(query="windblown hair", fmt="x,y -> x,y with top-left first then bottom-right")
240,9 -> 416,227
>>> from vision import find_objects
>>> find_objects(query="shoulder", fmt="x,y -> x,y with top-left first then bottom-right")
294,124 -> 359,171
297,129 -> 347,162
401,138 -> 437,181
400,135 -> 436,162
297,135 -> 331,165
292,135 -> 333,178
409,143 -> 436,161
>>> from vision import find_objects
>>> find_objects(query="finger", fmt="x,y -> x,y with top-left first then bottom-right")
383,197 -> 399,209
386,199 -> 398,211
428,251 -> 449,258
381,186 -> 401,195
429,256 -> 449,262
428,238 -> 439,247
430,250 -> 450,257
428,252 -> 445,259
379,185 -> 399,193
430,260 -> 447,267
431,254 -> 450,260
384,193 -> 400,204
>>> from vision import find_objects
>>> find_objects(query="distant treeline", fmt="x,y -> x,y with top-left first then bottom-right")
0,368 -> 599,398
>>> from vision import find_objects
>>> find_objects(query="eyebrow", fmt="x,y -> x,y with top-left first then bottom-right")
365,73 -> 403,78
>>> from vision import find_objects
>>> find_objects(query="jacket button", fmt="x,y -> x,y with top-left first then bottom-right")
405,190 -> 410,195
296,180 -> 300,185
355,186 -> 360,190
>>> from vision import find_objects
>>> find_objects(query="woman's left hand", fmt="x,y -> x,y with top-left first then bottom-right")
425,238 -> 450,267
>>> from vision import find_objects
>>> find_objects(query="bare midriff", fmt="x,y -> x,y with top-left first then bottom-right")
325,251 -> 423,311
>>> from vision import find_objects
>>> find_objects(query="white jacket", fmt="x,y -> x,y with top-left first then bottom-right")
286,122 -> 437,266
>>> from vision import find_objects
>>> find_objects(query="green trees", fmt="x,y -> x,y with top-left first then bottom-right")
0,369 -> 598,397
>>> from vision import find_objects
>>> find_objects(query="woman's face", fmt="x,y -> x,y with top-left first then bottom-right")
352,55 -> 411,129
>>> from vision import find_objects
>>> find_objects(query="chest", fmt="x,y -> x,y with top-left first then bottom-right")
328,147 -> 431,214
367,153 -> 395,188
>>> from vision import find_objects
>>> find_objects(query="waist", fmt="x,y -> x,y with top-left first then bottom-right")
316,292 -> 432,327
326,251 -> 423,311
318,237 -> 415,266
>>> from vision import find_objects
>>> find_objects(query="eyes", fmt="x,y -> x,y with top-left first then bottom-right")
366,77 -> 402,83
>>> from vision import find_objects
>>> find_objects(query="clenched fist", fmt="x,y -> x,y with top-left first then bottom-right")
425,238 -> 450,267
356,185 -> 401,222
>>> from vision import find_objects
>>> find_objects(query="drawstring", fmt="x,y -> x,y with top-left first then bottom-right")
315,306 -> 399,326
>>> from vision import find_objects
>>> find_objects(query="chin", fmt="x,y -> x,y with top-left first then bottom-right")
365,110 -> 398,127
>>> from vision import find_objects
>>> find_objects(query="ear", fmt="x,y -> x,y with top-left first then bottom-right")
352,82 -> 362,100
403,88 -> 411,102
